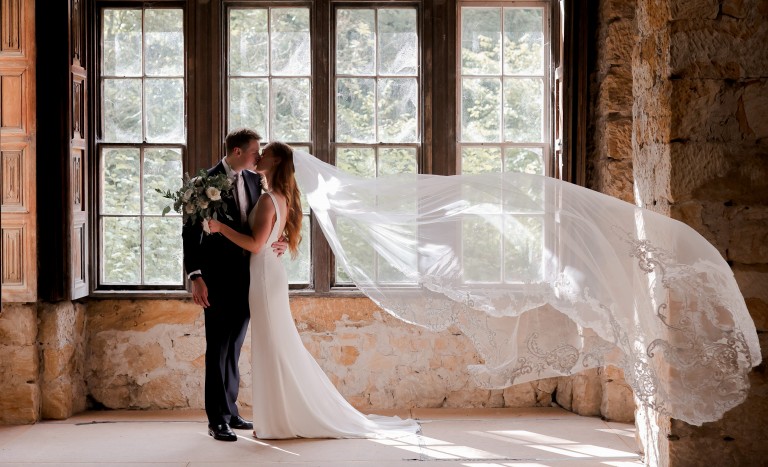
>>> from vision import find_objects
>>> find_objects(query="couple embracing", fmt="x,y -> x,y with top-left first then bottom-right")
182,128 -> 420,442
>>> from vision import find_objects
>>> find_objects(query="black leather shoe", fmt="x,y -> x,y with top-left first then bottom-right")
208,423 -> 237,441
229,415 -> 254,430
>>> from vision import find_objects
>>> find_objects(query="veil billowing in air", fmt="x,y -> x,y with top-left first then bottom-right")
292,149 -> 761,426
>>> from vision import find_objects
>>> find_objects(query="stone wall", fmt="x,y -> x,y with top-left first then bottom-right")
631,0 -> 768,465
83,297 -> 634,420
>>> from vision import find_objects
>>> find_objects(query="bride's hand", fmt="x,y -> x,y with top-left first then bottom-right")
208,219 -> 223,234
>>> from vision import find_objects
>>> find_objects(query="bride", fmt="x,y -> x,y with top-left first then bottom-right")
208,142 -> 420,439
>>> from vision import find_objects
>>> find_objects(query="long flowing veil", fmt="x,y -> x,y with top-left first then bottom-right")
292,149 -> 761,426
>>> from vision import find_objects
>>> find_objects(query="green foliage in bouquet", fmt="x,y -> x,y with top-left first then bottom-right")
156,170 -> 235,229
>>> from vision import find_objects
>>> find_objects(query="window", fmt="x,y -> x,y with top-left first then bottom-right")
97,7 -> 186,288
227,6 -> 312,284
90,0 -> 558,294
458,3 -> 549,284
333,6 -> 420,286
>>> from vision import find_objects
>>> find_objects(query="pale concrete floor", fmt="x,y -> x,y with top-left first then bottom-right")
0,407 -> 643,466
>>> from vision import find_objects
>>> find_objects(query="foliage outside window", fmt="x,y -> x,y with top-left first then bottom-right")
459,4 -> 549,284
228,7 -> 312,285
98,7 -> 186,286
334,7 -> 420,285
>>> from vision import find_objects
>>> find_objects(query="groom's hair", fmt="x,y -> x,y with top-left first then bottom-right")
225,128 -> 261,154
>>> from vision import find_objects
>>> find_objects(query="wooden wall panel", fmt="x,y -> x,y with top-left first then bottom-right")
1,144 -> 25,210
1,70 -> 24,130
1,223 -> 24,285
1,0 -> 35,302
1,0 -> 21,53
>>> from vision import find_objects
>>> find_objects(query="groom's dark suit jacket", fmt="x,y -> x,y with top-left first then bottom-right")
182,162 -> 261,302
182,161 -> 261,426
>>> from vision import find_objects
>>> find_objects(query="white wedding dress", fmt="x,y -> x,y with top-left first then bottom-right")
247,192 -> 421,439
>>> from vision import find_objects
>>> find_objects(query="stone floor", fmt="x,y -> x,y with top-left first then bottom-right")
0,407 -> 643,466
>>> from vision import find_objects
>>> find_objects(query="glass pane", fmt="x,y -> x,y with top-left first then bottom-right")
146,78 -> 184,143
272,78 -> 310,141
504,215 -> 543,282
229,9 -> 269,76
103,79 -> 142,142
504,8 -> 544,75
144,148 -> 183,214
378,9 -> 418,75
461,146 -> 502,174
336,78 -> 375,143
461,8 -> 501,75
284,214 -> 311,284
229,78 -> 268,136
378,78 -> 418,143
336,217 -> 374,284
102,147 -> 140,215
504,78 -> 543,142
144,217 -> 183,284
145,9 -> 184,76
378,147 -> 417,176
461,78 -> 501,142
336,9 -> 375,75
462,217 -> 501,282
379,147 -> 417,212
271,8 -> 311,76
103,9 -> 142,77
377,224 -> 416,283
336,147 -> 375,178
504,147 -> 543,175
102,216 -> 141,284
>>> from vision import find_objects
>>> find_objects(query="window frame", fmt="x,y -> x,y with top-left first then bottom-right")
92,1 -> 190,293
87,0 -> 566,297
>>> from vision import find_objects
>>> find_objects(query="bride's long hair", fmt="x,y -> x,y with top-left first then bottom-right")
266,141 -> 302,258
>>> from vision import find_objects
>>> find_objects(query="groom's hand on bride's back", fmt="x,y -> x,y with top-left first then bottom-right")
272,236 -> 289,257
191,276 -> 210,308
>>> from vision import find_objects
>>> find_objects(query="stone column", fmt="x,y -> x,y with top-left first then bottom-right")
38,302 -> 87,419
633,0 -> 768,465
0,304 -> 41,424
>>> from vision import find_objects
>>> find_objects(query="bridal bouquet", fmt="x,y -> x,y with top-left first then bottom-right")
156,170 -> 234,234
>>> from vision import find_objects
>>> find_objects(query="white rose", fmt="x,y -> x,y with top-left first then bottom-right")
184,203 -> 196,214
198,200 -> 209,209
182,189 -> 193,201
206,186 -> 221,201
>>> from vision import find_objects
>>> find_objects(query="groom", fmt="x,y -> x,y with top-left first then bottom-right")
182,128 -> 284,442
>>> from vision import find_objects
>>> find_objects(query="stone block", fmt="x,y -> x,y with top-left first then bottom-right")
555,377 -> 574,410
0,304 -> 37,346
0,344 -> 39,382
669,18 -> 768,79
732,265 -> 768,331
571,369 -> 602,417
598,72 -> 634,117
669,0 -> 719,20
742,79 -> 768,139
0,383 -> 40,425
727,207 -> 768,264
41,378 -> 73,420
599,0 -> 637,23
503,382 -> 537,407
601,366 -> 636,422
671,79 -> 743,143
597,20 -> 636,77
